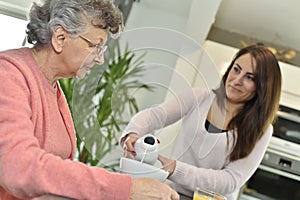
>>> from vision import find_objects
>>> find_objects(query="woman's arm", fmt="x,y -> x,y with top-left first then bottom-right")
120,88 -> 207,145
169,125 -> 273,195
0,56 -> 132,200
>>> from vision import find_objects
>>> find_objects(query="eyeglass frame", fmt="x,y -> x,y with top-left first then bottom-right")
79,35 -> 108,57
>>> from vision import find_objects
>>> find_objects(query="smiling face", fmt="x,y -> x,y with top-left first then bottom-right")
225,53 -> 257,106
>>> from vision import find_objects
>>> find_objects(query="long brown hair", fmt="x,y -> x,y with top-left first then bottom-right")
214,45 -> 282,161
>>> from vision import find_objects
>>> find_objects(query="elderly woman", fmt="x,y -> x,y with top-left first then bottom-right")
121,45 -> 282,200
0,0 -> 179,200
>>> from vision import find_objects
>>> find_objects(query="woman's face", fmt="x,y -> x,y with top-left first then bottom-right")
225,53 -> 257,105
65,26 -> 108,79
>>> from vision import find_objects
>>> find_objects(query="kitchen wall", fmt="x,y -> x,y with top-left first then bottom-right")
123,0 -> 221,108
0,0 -> 32,19
0,14 -> 28,51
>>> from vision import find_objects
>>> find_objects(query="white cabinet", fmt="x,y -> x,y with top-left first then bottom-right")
279,62 -> 300,110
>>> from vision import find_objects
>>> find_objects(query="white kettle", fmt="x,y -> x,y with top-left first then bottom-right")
134,134 -> 159,165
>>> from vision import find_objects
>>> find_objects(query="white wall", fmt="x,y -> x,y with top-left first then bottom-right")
214,0 -> 300,52
0,14 -> 28,51
122,0 -> 222,109
0,0 -> 33,19
123,0 -> 193,109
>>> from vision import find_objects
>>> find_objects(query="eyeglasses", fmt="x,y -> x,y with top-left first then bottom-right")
79,35 -> 107,57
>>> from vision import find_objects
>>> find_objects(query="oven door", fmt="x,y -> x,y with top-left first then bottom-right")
274,108 -> 300,143
240,164 -> 300,200
268,105 -> 300,158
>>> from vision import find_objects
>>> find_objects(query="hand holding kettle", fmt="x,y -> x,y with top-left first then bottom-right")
122,133 -> 160,165
122,133 -> 140,160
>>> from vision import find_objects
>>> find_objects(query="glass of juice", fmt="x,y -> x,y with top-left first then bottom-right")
193,187 -> 227,200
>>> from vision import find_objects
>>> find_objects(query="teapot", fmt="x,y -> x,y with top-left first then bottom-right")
134,134 -> 159,165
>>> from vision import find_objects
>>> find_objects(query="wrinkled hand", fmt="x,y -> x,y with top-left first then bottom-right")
122,133 -> 140,159
131,178 -> 180,200
158,155 -> 176,177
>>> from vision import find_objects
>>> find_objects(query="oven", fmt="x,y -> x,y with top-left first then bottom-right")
240,105 -> 300,200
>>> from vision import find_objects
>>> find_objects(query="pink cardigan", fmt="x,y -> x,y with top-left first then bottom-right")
0,48 -> 131,200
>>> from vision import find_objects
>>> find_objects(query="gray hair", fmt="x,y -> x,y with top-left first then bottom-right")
26,0 -> 123,46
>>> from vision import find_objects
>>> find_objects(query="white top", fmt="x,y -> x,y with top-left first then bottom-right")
121,88 -> 272,200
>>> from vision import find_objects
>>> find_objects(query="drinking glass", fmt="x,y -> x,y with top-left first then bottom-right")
193,187 -> 227,200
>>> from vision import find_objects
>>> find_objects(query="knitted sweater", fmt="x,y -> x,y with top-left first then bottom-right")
121,88 -> 272,200
0,48 -> 131,200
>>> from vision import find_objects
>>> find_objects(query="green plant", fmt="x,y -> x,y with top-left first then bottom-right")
59,41 -> 152,169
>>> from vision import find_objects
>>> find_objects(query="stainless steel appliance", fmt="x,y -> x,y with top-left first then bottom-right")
240,105 -> 300,200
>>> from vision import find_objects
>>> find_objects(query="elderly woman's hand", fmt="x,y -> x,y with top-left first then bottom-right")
131,178 -> 180,200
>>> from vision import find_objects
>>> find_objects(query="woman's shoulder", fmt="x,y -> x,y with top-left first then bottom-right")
0,47 -> 31,59
189,87 -> 215,101
257,124 -> 273,146
0,48 -> 36,73
264,124 -> 273,138
177,87 -> 214,107
0,48 -> 42,87
191,87 -> 214,95
0,48 -> 33,69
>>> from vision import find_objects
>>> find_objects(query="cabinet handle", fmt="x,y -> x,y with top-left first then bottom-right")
277,111 -> 300,123
258,164 -> 300,181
